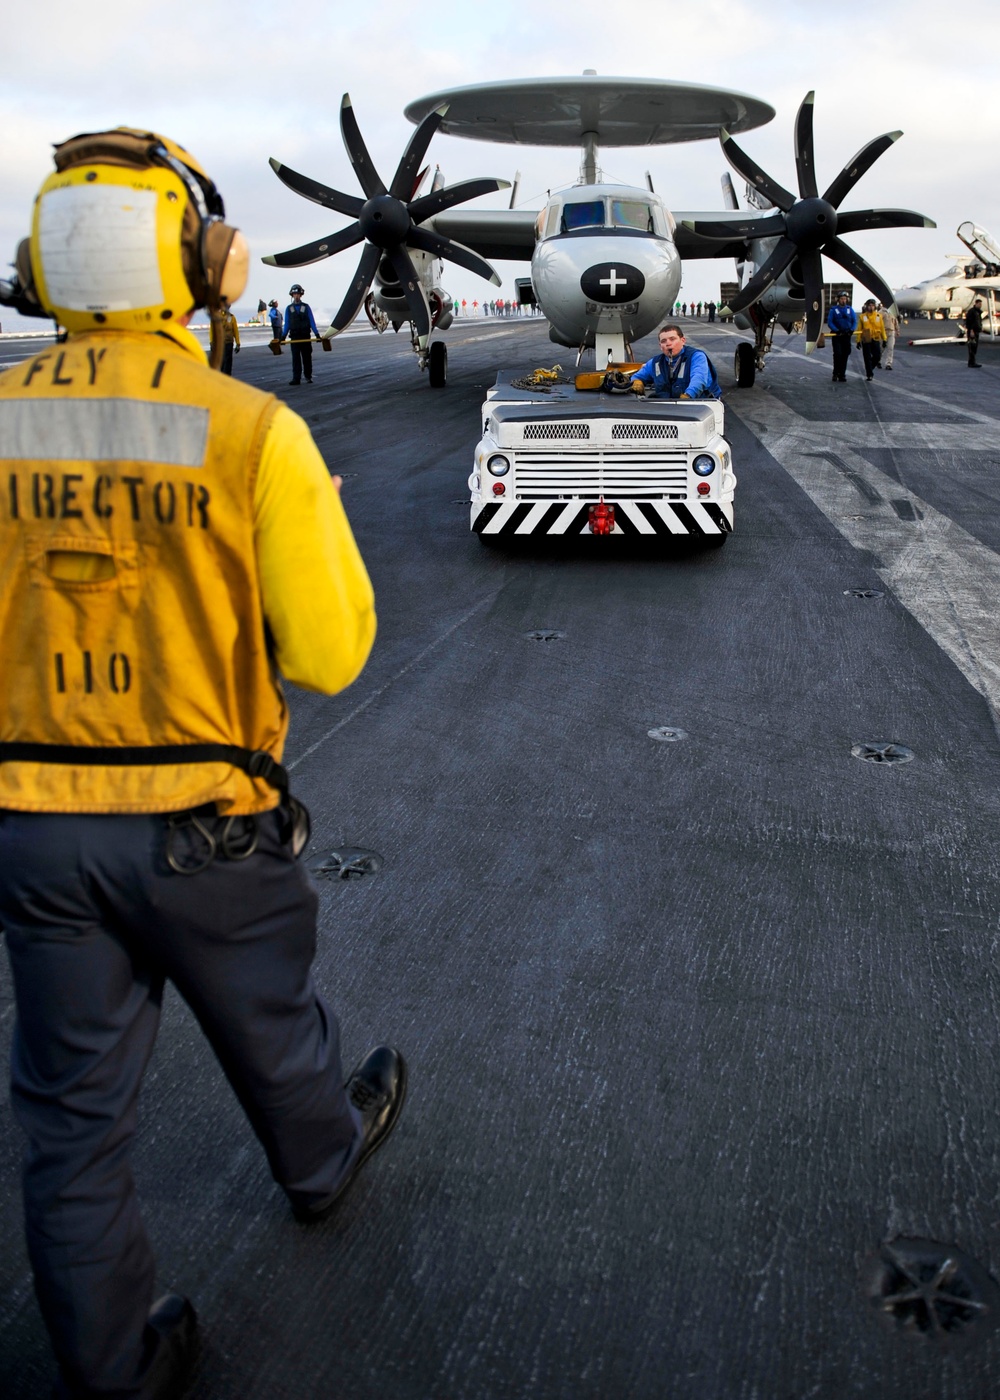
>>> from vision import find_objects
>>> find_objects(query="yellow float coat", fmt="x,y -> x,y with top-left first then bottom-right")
0,325 -> 375,813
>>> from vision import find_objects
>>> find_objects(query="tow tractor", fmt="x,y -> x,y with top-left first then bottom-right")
470,367 -> 735,544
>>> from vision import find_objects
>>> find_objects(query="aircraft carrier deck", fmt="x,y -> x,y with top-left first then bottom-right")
2,315 -> 1000,1398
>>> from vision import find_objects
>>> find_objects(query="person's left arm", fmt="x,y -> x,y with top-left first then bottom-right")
232,315 -> 240,349
682,350 -> 712,398
307,305 -> 320,337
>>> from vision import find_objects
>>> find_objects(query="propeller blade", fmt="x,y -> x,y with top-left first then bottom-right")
821,130 -> 902,209
261,223 -> 365,269
329,241 -> 382,333
390,105 -> 448,201
340,94 -> 386,200
387,245 -> 431,348
824,236 -> 896,312
794,92 -> 818,199
721,172 -> 739,211
799,247 -> 824,352
683,214 -> 787,241
408,177 -> 511,226
727,236 -> 798,313
720,129 -> 795,213
834,208 -> 937,236
406,226 -> 501,285
267,158 -> 364,218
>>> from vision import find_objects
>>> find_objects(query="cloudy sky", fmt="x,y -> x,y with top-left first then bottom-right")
3,0 -> 996,326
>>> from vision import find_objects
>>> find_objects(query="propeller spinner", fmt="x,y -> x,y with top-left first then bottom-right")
263,95 -> 509,349
685,92 -> 935,351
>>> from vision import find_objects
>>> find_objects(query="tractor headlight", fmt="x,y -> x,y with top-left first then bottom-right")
693,454 -> 716,476
487,455 -> 510,477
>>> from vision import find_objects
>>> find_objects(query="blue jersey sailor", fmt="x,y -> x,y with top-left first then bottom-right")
631,324 -> 722,399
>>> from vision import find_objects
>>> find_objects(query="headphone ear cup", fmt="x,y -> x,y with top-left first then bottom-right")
203,223 -> 249,307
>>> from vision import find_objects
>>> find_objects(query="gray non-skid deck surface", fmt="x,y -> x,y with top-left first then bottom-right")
3,316 -> 1000,1398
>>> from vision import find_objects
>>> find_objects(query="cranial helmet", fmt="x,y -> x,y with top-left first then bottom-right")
24,127 -> 249,337
289,284 -> 304,295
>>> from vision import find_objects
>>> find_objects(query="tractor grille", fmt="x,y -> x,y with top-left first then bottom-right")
512,451 -> 689,500
611,422 -> 679,440
522,422 -> 591,440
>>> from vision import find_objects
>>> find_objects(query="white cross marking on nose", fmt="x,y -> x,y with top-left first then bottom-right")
599,268 -> 628,297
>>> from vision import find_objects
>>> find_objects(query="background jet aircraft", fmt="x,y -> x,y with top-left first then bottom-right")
895,221 -> 1000,318
263,76 -> 935,388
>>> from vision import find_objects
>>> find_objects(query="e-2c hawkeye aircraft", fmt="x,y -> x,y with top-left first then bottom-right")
895,221 -> 1000,322
264,76 -> 935,388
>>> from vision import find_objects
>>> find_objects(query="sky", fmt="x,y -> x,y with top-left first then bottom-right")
3,0 -> 997,329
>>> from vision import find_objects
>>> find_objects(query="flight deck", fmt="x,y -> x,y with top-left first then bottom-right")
2,315 -> 1000,1398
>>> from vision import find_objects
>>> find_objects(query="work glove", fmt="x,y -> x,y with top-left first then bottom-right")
631,379 -> 646,394
235,345 -> 240,354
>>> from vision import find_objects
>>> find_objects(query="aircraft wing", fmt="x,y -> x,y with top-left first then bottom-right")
423,209 -> 539,262
425,207 -> 761,264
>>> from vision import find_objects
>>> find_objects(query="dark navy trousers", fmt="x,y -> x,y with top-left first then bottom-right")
0,808 -> 361,1397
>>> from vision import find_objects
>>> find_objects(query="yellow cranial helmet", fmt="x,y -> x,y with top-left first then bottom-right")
28,127 -> 249,334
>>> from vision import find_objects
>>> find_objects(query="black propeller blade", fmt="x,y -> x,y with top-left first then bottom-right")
794,91 -> 818,201
262,223 -> 364,269
263,94 -> 509,349
330,243 -> 382,333
726,238 -> 798,315
389,105 -> 448,201
267,159 -> 363,218
409,178 -> 511,225
339,94 -> 386,200
720,129 -> 795,212
407,227 -> 501,285
701,94 -> 935,352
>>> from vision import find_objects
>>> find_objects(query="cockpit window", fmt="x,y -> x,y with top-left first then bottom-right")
611,199 -> 654,232
561,200 -> 605,232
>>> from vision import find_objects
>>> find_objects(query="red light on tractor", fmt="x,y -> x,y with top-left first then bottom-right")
492,482 -> 506,495
588,499 -> 615,535
696,482 -> 711,496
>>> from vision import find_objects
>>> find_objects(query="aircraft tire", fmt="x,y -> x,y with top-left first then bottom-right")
429,340 -> 448,388
699,531 -> 729,549
734,342 -> 756,388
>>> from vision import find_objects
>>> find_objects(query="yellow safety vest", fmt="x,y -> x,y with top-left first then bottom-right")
0,329 -> 289,815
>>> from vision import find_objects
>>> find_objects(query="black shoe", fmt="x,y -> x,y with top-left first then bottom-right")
970,363 -> 982,369
51,1295 -> 198,1400
288,379 -> 300,385
885,365 -> 893,370
305,377 -> 313,383
141,1296 -> 199,1399
866,375 -> 873,381
294,1046 -> 407,1222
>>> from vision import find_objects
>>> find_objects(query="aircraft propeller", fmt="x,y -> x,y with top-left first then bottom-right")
263,95 -> 509,349
684,92 -> 935,352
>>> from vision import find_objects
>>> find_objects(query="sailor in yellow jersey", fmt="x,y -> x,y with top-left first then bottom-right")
0,128 -> 407,1400
208,294 -> 241,374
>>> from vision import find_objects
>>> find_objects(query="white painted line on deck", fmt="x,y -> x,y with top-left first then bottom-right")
728,390 -> 1000,729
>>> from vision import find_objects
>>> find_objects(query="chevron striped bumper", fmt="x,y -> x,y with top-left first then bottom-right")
471,499 -> 733,538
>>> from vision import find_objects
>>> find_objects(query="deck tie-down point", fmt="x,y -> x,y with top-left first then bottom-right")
863,1238 -> 1000,1346
307,847 -> 384,880
648,727 -> 688,743
852,742 -> 913,764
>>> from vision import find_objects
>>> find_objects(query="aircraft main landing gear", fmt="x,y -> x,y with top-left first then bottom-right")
429,340 -> 448,388
735,341 -> 756,388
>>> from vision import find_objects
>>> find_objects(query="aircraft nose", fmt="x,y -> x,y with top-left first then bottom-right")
894,288 -> 919,312
579,261 -> 646,303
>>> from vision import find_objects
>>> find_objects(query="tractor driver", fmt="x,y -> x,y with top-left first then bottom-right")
630,325 -> 722,399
